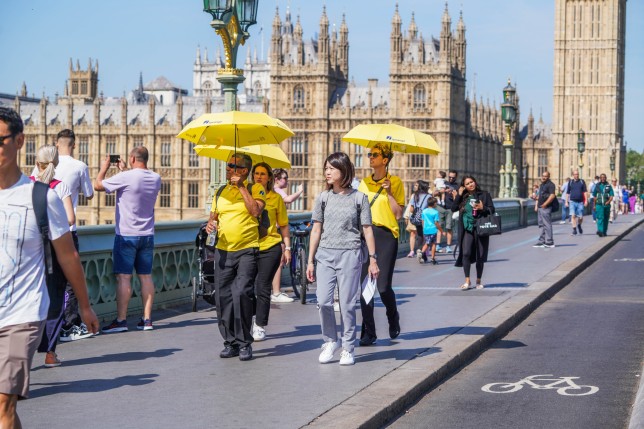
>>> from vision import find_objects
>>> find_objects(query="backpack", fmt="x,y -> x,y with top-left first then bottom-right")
215,184 -> 270,239
409,194 -> 428,226
32,181 -> 68,319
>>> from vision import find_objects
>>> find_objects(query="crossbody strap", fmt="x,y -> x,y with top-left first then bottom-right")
32,181 -> 54,275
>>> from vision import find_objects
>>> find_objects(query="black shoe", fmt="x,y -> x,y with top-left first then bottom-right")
219,345 -> 240,358
239,345 -> 253,361
389,313 -> 401,339
431,259 -> 438,265
359,333 -> 377,346
578,225 -> 583,234
571,229 -> 577,236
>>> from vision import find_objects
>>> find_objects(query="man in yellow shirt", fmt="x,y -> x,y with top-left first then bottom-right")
206,153 -> 266,361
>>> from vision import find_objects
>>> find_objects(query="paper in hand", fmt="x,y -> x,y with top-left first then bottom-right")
361,275 -> 377,303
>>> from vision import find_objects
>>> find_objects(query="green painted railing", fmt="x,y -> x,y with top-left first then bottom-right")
77,198 -> 565,320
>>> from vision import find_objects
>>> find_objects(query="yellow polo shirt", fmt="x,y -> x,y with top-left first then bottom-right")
211,182 -> 266,252
259,190 -> 289,251
358,174 -> 405,238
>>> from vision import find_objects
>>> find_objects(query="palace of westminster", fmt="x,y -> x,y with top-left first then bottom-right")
1,1 -> 627,225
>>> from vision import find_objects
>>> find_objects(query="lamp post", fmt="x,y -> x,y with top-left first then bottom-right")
577,129 -> 586,180
202,0 -> 258,205
610,149 -> 616,177
500,78 -> 517,198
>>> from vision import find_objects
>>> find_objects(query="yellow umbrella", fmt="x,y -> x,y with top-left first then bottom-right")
342,123 -> 441,155
193,144 -> 292,169
177,111 -> 294,147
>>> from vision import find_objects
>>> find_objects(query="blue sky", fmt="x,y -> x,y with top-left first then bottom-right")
3,0 -> 642,151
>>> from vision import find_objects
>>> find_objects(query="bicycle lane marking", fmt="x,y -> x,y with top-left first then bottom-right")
481,375 -> 599,396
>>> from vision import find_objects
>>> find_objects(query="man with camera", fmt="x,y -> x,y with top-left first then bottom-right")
94,146 -> 161,332
205,153 -> 266,362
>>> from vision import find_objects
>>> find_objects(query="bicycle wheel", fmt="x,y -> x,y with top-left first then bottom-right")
298,247 -> 307,304
191,277 -> 198,312
557,385 -> 599,396
481,382 -> 523,393
290,245 -> 300,299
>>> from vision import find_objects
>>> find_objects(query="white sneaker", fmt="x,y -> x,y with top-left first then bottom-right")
416,249 -> 424,264
59,323 -> 94,342
319,341 -> 340,363
252,324 -> 266,341
333,301 -> 340,312
271,292 -> 294,303
339,349 -> 355,366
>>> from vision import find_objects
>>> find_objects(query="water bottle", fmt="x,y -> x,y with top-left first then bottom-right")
206,220 -> 218,246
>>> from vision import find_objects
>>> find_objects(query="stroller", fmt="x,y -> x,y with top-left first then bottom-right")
191,222 -> 217,312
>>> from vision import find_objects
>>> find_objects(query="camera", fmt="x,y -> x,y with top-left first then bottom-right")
109,154 -> 120,164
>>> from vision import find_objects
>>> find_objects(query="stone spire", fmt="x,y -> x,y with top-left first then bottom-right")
318,6 -> 329,66
455,9 -> 466,74
339,13 -> 349,76
440,2 -> 452,65
271,6 -> 282,65
391,3 -> 402,64
409,12 -> 417,39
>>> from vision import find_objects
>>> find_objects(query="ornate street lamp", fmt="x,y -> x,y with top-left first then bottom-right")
610,149 -> 616,175
500,78 -> 517,198
577,129 -> 585,179
202,0 -> 258,208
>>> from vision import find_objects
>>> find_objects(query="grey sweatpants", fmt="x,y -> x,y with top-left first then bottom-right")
537,207 -> 554,245
315,247 -> 362,353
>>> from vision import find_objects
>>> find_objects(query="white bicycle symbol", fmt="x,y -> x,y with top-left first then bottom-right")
482,374 -> 599,396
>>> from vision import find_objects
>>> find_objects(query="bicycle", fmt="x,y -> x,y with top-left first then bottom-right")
289,221 -> 313,304
481,374 -> 599,396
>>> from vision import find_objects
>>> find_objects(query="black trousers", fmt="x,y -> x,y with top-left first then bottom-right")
461,230 -> 484,279
63,232 -> 81,329
253,243 -> 282,327
214,247 -> 258,348
360,226 -> 399,338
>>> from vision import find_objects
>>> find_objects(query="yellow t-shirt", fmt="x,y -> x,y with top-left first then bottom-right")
259,190 -> 289,251
358,174 -> 405,238
211,182 -> 267,252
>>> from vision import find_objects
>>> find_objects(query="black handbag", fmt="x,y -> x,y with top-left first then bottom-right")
475,213 -> 502,236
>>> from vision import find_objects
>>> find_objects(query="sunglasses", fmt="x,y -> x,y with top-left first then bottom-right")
0,133 -> 16,145
367,152 -> 381,158
227,163 -> 246,170
448,176 -> 456,180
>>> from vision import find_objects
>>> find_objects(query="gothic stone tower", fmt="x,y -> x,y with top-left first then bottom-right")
269,6 -> 349,207
552,0 -> 627,184
65,58 -> 99,103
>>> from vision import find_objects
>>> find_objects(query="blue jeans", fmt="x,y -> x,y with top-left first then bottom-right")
113,235 -> 154,275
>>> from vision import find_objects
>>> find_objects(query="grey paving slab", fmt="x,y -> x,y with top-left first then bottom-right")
19,215 -> 644,429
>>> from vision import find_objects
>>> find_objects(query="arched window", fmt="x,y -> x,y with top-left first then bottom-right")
413,84 -> 426,110
203,81 -> 213,98
293,85 -> 305,110
253,81 -> 262,97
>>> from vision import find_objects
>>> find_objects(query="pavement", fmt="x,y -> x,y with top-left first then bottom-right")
20,214 -> 644,429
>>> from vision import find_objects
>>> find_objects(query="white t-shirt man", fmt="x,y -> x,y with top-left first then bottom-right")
0,175 -> 70,328
31,155 -> 93,231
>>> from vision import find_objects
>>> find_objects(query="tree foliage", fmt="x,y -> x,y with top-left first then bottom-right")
625,149 -> 644,184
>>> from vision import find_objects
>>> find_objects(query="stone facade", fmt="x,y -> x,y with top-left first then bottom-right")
6,4 -> 519,225
551,0 -> 627,185
268,5 -> 506,209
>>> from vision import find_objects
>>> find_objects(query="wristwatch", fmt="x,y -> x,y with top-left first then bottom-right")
369,253 -> 378,260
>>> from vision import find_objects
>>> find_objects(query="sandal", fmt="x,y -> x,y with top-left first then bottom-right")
460,283 -> 471,290
476,284 -> 485,289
